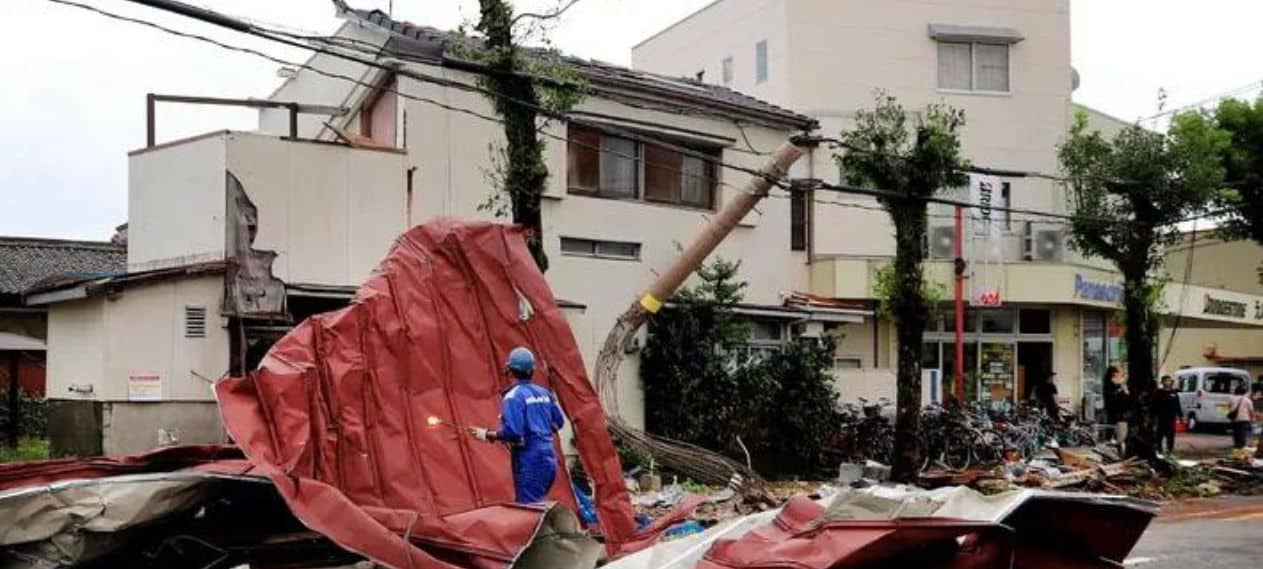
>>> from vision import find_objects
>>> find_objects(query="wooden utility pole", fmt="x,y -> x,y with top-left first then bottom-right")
594,138 -> 810,487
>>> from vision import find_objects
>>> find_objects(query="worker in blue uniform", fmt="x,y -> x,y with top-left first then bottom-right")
468,347 -> 566,503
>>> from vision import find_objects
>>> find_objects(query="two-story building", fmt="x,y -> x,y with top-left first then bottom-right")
634,0 -> 1263,414
28,4 -> 876,455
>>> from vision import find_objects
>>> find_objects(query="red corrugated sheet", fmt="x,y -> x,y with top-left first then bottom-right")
697,496 -> 1015,569
215,221 -> 641,568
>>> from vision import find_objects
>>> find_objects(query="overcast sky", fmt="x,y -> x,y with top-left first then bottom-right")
3,0 -> 1263,241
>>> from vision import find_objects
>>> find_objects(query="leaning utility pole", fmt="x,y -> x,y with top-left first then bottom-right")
594,139 -> 810,489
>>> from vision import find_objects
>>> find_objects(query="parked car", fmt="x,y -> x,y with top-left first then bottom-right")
1174,367 -> 1253,431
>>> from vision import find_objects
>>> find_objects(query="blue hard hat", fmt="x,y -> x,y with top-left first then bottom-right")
506,347 -> 535,376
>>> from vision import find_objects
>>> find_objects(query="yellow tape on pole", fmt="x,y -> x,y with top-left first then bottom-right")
639,294 -> 663,314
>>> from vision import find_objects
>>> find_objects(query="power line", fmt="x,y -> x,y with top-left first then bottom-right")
58,0 -> 1204,229
1139,80 -> 1263,123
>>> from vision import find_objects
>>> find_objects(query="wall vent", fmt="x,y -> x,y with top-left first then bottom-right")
184,306 -> 207,338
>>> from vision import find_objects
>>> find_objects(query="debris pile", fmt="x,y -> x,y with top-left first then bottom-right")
919,444 -> 1263,499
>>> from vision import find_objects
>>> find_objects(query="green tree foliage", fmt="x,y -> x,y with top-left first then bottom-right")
472,1 -> 586,271
1202,98 -> 1263,280
833,94 -> 969,482
1059,111 -> 1227,458
640,259 -> 843,477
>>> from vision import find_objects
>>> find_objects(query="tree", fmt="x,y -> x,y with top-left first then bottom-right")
473,0 -> 585,272
1204,98 -> 1263,270
834,95 -> 969,482
1059,111 -> 1227,458
640,258 -> 844,478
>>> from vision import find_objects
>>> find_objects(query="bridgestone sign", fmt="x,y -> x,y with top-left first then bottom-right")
1203,294 -> 1248,318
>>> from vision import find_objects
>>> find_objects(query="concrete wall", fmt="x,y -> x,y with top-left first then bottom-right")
102,401 -> 224,456
225,133 -> 408,286
127,134 -> 228,272
46,276 -> 228,403
632,0 -> 791,104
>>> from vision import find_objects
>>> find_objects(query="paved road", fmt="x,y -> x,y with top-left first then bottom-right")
1127,495 -> 1263,568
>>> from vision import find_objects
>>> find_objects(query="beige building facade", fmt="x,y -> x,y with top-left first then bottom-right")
635,0 -> 1263,413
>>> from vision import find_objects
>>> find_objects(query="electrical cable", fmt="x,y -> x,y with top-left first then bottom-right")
49,0 -> 1224,229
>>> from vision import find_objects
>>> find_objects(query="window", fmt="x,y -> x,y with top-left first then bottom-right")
755,40 -> 768,83
1176,373 -> 1198,393
1206,372 -> 1246,394
184,306 -> 207,338
937,41 -> 1010,93
980,309 -> 1014,334
790,189 -> 807,251
722,57 -> 733,85
834,357 -> 863,370
567,124 -> 718,209
1018,309 -> 1051,334
560,237 -> 641,260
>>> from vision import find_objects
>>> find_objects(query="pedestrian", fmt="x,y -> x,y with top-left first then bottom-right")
1103,366 -> 1133,453
1151,375 -> 1181,456
1228,385 -> 1256,450
1034,372 -> 1060,421
467,347 -> 566,503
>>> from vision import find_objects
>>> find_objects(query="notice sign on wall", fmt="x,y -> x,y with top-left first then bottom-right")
128,373 -> 163,401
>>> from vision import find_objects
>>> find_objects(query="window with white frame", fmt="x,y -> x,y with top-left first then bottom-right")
937,41 -> 1010,93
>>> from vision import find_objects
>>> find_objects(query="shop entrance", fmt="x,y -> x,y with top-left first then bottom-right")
1018,342 -> 1054,403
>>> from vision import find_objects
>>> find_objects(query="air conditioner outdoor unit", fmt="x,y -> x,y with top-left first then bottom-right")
929,225 -> 956,259
1024,223 -> 1066,262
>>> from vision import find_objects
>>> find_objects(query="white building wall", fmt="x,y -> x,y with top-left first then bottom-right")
225,133 -> 408,286
127,133 -> 228,272
46,299 -> 106,398
46,275 -> 228,403
632,0 -> 791,104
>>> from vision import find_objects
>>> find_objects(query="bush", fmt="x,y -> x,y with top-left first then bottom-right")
640,258 -> 843,478
0,392 -> 48,439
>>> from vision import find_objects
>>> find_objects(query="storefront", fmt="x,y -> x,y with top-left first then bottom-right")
811,258 -> 1263,412
921,306 -> 1056,411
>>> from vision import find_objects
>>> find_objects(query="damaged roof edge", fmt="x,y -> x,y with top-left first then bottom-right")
334,2 -> 818,131
24,261 -> 227,306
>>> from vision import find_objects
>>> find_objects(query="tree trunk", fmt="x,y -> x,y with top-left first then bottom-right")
478,0 -> 550,272
1121,265 -> 1157,460
889,202 -> 927,481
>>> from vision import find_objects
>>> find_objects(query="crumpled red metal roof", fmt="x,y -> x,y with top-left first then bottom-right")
215,221 -> 644,568
697,495 -> 1015,569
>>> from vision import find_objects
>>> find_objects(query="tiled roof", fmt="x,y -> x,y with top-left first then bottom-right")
332,1 -> 818,131
0,237 -> 125,296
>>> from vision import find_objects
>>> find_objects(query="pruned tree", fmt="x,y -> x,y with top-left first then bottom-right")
834,94 -> 969,482
472,0 -> 585,272
1059,111 -> 1227,458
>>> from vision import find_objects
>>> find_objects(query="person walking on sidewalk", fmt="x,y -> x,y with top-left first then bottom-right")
1228,385 -> 1256,450
1151,375 -> 1182,456
467,347 -> 566,503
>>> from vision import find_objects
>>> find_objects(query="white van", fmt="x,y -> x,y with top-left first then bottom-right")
1174,367 -> 1253,430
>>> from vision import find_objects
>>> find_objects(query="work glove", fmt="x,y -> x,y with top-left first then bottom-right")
468,427 -> 490,441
